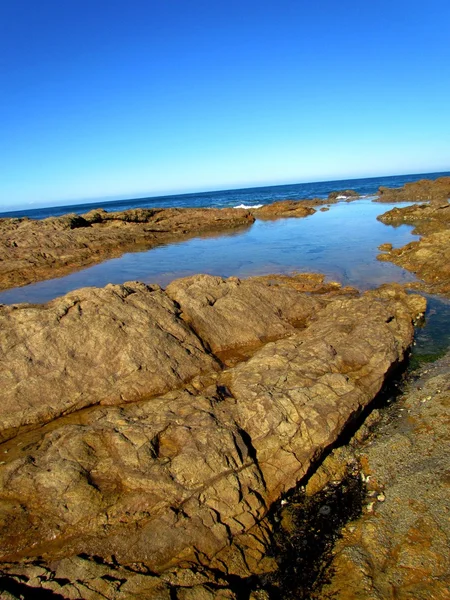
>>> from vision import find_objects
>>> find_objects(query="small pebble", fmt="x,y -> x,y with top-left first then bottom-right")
377,493 -> 386,502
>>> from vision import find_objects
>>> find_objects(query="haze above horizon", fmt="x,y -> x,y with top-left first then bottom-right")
1,1 -> 449,211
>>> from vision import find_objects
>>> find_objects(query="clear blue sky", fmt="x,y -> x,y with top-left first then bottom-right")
1,0 -> 449,209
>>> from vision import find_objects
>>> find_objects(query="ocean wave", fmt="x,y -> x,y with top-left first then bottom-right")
233,203 -> 263,209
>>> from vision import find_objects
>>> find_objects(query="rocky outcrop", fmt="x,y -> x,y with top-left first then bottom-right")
252,201 -> 316,219
317,351 -> 450,600
377,200 -> 450,295
0,207 -> 255,291
377,201 -> 450,235
0,276 -> 425,598
327,190 -> 359,201
376,176 -> 450,203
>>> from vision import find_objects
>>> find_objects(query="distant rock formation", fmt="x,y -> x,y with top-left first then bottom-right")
376,176 -> 450,203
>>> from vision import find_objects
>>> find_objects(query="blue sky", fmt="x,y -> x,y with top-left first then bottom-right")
1,0 -> 449,209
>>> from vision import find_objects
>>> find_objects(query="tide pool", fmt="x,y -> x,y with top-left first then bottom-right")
0,199 -> 418,305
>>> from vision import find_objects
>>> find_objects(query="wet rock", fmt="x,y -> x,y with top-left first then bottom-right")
0,279 -> 424,597
377,199 -> 450,295
0,281 -> 219,441
378,242 -> 393,251
0,207 -> 255,291
318,352 -> 450,600
377,200 -> 450,235
327,190 -> 359,201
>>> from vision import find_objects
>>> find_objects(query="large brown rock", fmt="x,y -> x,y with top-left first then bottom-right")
0,281 -> 219,442
0,280 -> 424,598
166,274 -> 324,357
0,207 -> 255,291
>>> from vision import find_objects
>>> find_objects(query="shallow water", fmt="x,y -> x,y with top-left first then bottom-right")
0,200 -> 419,305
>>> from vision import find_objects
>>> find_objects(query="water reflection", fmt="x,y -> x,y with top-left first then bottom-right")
0,200 -> 419,305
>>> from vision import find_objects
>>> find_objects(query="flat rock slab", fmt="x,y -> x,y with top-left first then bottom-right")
0,281 -> 219,441
0,278 -> 425,599
166,274 -> 324,356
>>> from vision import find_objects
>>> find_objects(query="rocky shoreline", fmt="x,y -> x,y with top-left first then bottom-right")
0,178 -> 449,599
0,189 -> 361,293
0,274 -> 425,598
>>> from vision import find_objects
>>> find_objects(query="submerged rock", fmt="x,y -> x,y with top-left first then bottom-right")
0,275 -> 425,598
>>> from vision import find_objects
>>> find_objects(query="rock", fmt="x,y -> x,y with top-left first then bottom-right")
378,242 -> 392,251
218,289 -> 422,504
252,200 -> 316,219
377,201 -> 450,235
0,207 -> 255,291
165,274 -> 324,357
377,200 -> 450,295
0,278 -> 424,597
327,190 -> 359,201
0,281 -> 219,441
376,176 -> 450,203
317,352 -> 450,599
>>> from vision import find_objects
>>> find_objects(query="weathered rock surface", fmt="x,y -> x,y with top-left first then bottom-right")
377,200 -> 450,235
0,281 -> 219,442
0,277 -> 425,598
317,351 -> 450,600
376,176 -> 450,203
0,207 -> 255,291
165,274 -> 324,357
377,199 -> 450,295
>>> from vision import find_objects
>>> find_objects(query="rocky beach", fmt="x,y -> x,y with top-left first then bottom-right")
0,177 -> 449,599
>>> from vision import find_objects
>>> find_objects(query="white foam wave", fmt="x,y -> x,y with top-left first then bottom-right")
233,203 -> 263,209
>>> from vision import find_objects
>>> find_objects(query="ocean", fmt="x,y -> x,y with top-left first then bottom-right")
1,171 -> 449,220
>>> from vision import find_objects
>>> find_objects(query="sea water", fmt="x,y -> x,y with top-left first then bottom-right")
1,170 -> 449,220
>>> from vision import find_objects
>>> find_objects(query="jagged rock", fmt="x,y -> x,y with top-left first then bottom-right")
0,280 -> 424,598
377,201 -> 450,235
0,207 -> 255,291
317,352 -> 450,599
377,200 -> 450,295
376,176 -> 450,203
327,190 -> 359,201
0,281 -> 219,441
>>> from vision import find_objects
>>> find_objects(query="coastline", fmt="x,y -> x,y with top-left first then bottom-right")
0,177 -> 449,599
